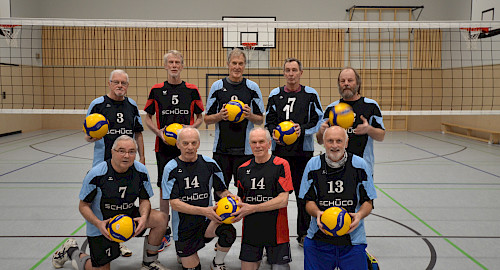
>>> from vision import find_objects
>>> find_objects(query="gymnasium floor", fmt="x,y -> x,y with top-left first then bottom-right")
0,129 -> 499,270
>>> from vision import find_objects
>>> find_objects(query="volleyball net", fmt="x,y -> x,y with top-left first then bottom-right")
1,19 -> 499,124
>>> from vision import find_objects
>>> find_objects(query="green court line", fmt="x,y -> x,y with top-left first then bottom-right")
376,186 -> 488,270
30,222 -> 86,270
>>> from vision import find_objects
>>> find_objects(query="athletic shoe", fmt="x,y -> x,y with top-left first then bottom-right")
52,238 -> 78,268
298,236 -> 305,247
211,259 -> 227,270
140,260 -> 169,270
157,234 -> 171,252
119,242 -> 132,257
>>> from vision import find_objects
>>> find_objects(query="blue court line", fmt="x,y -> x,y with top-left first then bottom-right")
0,143 -> 90,178
404,143 -> 500,178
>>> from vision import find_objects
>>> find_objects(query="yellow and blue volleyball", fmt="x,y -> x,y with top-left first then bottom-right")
320,206 -> 352,237
83,113 -> 109,139
163,123 -> 183,146
107,214 -> 136,243
329,103 -> 355,129
273,121 -> 298,145
225,100 -> 245,123
216,196 -> 240,224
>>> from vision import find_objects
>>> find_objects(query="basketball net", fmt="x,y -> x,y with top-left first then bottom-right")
460,27 -> 488,50
0,25 -> 21,47
242,42 -> 257,65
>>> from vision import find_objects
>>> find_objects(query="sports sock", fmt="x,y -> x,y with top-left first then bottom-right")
213,249 -> 228,265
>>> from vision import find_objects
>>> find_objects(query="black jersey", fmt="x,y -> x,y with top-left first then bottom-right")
265,85 -> 323,156
161,155 -> 226,241
87,95 -> 144,167
144,81 -> 204,153
79,160 -> 154,237
299,153 -> 377,246
206,78 -> 265,155
322,97 -> 384,172
236,156 -> 294,247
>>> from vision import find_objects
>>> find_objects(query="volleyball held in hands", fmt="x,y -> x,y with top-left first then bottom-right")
329,103 -> 355,129
163,123 -> 183,146
107,214 -> 136,242
216,196 -> 240,224
225,100 -> 245,123
320,206 -> 352,237
274,120 -> 298,145
83,113 -> 109,139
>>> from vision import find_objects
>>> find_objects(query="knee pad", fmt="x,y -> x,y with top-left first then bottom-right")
70,251 -> 90,270
272,263 -> 291,270
215,224 -> 236,248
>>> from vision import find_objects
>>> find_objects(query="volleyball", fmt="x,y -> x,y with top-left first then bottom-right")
83,113 -> 109,139
273,121 -> 298,145
329,103 -> 355,129
107,214 -> 136,243
225,100 -> 245,123
163,123 -> 183,146
216,196 -> 240,224
320,206 -> 352,237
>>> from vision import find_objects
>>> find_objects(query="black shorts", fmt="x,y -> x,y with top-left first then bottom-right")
156,150 -> 180,187
239,242 -> 292,265
88,208 -> 146,267
175,219 -> 213,257
87,235 -> 120,267
174,219 -> 235,258
212,153 -> 252,187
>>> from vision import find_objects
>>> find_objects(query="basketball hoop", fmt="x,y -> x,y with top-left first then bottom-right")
0,25 -> 21,47
242,42 -> 257,52
460,27 -> 489,49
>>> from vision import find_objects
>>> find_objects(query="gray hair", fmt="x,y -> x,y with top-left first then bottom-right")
249,126 -> 272,141
337,66 -> 362,94
283,57 -> 303,71
227,48 -> 247,64
163,50 -> 184,65
177,127 -> 200,142
112,135 -> 138,151
109,69 -> 129,82
323,125 -> 348,143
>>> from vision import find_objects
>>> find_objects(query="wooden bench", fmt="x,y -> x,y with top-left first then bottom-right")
441,122 -> 500,144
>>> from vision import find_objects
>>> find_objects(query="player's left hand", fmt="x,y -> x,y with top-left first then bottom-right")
293,123 -> 302,137
346,212 -> 361,234
133,216 -> 148,237
242,104 -> 252,118
353,115 -> 370,135
232,202 -> 255,223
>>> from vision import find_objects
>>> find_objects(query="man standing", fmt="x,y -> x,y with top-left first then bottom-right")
234,127 -> 294,270
162,128 -> 237,270
85,69 -> 145,256
300,126 -> 377,270
52,136 -> 168,270
205,48 -> 265,198
144,50 -> 205,250
265,58 -> 323,246
316,67 -> 385,173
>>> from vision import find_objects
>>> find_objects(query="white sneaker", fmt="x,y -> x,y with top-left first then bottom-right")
141,260 -> 170,270
211,259 -> 228,270
119,242 -> 132,257
52,238 -> 78,268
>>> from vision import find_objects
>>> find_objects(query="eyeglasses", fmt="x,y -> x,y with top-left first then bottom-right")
113,149 -> 137,156
110,80 -> 129,86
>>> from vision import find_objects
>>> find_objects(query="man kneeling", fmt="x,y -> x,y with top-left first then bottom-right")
52,135 -> 168,270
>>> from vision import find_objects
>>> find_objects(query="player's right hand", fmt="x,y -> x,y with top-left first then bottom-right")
319,119 -> 329,134
84,134 -> 100,142
99,218 -> 113,241
272,130 -> 284,146
206,204 -> 223,223
158,126 -> 168,144
219,106 -> 229,121
316,212 -> 329,235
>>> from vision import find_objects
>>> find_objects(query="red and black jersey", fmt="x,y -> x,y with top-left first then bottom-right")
236,155 -> 293,247
144,81 -> 204,152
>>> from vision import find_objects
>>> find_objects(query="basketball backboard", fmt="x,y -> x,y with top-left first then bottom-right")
222,16 -> 276,49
